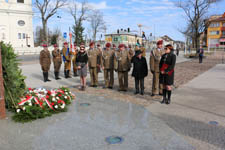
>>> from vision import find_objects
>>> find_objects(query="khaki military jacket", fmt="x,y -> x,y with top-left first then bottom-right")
52,49 -> 62,64
62,47 -> 71,61
114,50 -> 131,72
102,49 -> 115,69
87,48 -> 101,68
40,50 -> 51,71
150,48 -> 164,73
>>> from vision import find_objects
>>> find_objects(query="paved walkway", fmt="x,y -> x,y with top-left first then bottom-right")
147,64 -> 225,150
0,93 -> 194,150
3,53 -> 224,150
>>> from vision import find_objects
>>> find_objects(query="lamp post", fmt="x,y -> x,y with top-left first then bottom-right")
0,45 -> 6,119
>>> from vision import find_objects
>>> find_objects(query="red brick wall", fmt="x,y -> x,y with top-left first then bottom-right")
0,46 -> 6,119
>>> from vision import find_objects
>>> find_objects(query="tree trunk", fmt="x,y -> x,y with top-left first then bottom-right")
42,19 -> 48,44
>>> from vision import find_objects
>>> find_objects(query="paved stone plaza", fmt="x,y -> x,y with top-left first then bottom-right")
0,52 -> 225,150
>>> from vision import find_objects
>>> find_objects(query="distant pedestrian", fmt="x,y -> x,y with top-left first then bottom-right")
198,46 -> 204,63
52,44 -> 62,80
40,44 -> 51,82
176,48 -> 179,56
131,50 -> 148,95
76,43 -> 88,91
159,44 -> 176,104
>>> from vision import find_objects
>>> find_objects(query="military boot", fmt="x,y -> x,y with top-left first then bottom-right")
43,72 -> 47,82
64,70 -> 67,78
67,70 -> 72,78
46,72 -> 51,82
55,72 -> 61,80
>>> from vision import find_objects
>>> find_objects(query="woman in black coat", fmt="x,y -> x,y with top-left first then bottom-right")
131,50 -> 148,95
159,44 -> 176,104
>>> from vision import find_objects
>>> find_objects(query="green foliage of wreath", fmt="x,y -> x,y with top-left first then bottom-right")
0,42 -> 26,110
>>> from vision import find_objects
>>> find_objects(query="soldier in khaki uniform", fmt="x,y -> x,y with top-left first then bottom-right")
88,42 -> 101,87
72,43 -> 78,76
62,42 -> 72,78
150,40 -> 164,96
40,44 -> 51,82
102,43 -> 115,89
52,44 -> 62,80
114,44 -> 131,91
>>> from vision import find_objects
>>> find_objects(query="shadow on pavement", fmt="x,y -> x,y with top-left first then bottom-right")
156,113 -> 225,149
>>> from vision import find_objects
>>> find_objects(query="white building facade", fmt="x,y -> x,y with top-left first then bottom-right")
0,0 -> 34,48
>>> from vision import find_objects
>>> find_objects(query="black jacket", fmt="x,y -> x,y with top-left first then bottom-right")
131,56 -> 148,79
159,51 -> 176,74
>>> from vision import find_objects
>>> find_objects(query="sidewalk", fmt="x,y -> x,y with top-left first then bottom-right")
147,64 -> 225,150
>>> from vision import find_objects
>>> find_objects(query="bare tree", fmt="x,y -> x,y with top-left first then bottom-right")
175,0 -> 221,50
34,0 -> 67,43
88,9 -> 106,41
69,0 -> 89,45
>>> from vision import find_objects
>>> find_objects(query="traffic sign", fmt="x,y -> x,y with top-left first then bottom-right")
63,32 -> 67,39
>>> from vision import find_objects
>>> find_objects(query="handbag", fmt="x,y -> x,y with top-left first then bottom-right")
160,64 -> 174,76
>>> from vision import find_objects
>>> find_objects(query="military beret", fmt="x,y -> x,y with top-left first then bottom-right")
53,44 -> 58,47
157,40 -> 163,45
97,43 -> 100,47
113,44 -> 116,48
42,44 -> 48,47
105,43 -> 111,48
118,44 -> 125,48
89,42 -> 95,46
64,42 -> 68,45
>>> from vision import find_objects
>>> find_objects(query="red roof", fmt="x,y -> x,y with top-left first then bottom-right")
213,12 -> 225,22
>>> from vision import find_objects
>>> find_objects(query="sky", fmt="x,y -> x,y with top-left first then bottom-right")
32,0 -> 225,42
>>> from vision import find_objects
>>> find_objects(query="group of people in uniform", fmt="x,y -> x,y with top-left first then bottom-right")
39,40 -> 176,104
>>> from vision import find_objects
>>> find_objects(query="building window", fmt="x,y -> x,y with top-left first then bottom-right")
210,31 -> 220,35
17,0 -> 24,3
18,33 -> 21,39
222,31 -> 225,35
220,42 -> 225,45
209,22 -> 220,27
23,33 -> 26,39
113,37 -> 118,42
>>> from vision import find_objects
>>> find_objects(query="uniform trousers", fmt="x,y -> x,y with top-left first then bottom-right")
89,67 -> 98,86
104,69 -> 114,87
152,72 -> 163,94
118,71 -> 128,90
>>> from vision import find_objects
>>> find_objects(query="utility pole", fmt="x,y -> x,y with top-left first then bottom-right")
0,45 -> 6,119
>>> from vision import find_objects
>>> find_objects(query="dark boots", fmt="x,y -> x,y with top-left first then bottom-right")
65,70 -> 71,78
166,90 -> 171,104
67,70 -> 71,78
54,72 -> 61,80
140,79 -> 144,95
161,89 -> 172,104
135,78 -> 144,95
74,71 -> 78,77
161,89 -> 167,104
43,72 -> 51,82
